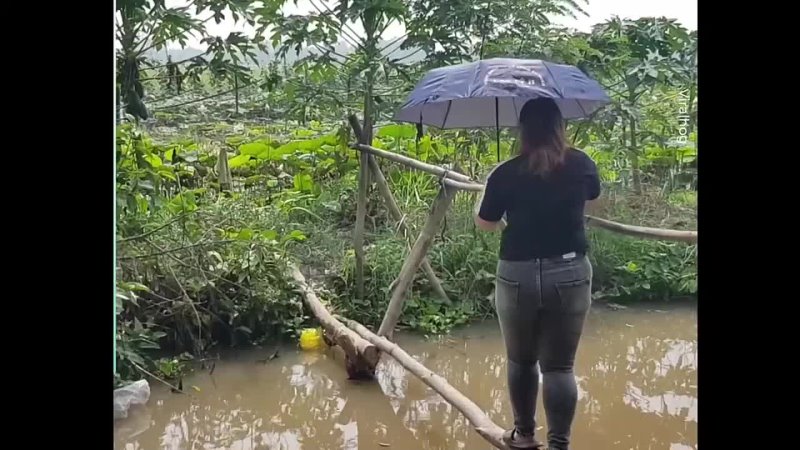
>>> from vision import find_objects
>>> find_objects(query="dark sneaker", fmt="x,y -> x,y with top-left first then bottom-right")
502,428 -> 543,449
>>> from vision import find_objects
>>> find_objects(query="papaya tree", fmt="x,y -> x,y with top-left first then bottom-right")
115,0 -> 265,120
403,0 -> 588,64
580,17 -> 694,193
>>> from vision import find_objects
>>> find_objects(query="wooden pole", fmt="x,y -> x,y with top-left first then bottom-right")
234,74 -> 239,116
351,143 -> 473,182
343,316 -> 507,449
368,156 -> 452,305
441,178 -> 486,192
217,147 -> 232,192
585,215 -> 697,243
378,183 -> 457,338
289,265 -> 379,379
352,120 -> 371,302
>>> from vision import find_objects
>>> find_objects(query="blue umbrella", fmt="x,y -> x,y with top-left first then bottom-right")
394,58 -> 610,160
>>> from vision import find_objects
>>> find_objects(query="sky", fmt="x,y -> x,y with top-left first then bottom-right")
163,0 -> 697,50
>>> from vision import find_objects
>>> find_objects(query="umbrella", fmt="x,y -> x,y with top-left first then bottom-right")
393,58 -> 610,160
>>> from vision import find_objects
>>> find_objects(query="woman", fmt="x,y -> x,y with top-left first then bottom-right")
474,98 -> 600,450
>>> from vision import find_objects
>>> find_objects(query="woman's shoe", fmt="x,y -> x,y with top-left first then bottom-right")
502,428 -> 543,449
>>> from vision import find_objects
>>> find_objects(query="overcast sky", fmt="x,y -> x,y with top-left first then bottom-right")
163,0 -> 697,50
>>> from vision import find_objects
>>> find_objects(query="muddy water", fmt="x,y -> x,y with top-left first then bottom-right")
116,305 -> 696,450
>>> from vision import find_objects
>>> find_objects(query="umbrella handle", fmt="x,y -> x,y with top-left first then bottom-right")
495,98 -> 500,162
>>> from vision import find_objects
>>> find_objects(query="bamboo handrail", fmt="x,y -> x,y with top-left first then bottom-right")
352,143 -> 698,244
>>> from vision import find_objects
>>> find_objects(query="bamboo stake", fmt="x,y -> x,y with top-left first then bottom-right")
378,183 -> 457,338
353,125 -> 371,302
368,156 -> 452,304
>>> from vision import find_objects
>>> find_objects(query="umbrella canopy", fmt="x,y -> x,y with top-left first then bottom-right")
394,58 -> 610,128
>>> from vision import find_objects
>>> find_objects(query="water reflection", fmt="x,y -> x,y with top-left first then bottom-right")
116,305 -> 696,450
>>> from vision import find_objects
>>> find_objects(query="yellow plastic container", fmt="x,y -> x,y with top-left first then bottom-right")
299,328 -> 324,351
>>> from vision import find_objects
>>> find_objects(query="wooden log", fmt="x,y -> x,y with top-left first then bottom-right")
351,143 -> 473,182
378,183 -> 457,338
289,265 -> 379,379
342,317 -> 507,449
368,156 -> 452,305
586,215 -> 697,243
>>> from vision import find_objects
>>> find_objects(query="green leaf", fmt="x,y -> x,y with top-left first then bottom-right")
293,173 -> 315,193
225,135 -> 247,146
158,168 -> 177,181
120,282 -> 151,293
151,331 -> 167,340
257,141 -> 298,160
377,124 -> 417,140
167,192 -> 198,214
239,142 -> 270,156
228,154 -> 252,168
144,154 -> 163,168
288,230 -> 307,241
260,230 -> 279,241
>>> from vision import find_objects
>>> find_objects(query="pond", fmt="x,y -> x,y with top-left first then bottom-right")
116,304 -> 697,450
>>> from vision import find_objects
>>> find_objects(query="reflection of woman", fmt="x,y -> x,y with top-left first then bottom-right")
474,98 -> 601,449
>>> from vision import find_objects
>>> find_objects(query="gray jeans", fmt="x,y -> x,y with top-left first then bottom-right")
495,254 -> 592,450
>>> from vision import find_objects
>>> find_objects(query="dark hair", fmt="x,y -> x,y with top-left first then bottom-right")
518,98 -> 568,175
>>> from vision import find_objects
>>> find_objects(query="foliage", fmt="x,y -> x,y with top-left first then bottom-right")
116,124 -> 314,381
115,6 -> 698,384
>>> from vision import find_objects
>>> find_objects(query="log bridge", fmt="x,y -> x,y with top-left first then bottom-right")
288,114 -> 698,449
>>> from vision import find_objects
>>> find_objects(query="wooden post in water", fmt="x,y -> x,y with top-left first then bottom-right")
378,182 -> 456,339
289,264 -> 379,379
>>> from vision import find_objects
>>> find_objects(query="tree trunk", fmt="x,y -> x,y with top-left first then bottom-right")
629,117 -> 642,194
233,74 -> 239,116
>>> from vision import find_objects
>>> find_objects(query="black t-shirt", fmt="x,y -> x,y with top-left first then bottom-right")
478,148 -> 601,261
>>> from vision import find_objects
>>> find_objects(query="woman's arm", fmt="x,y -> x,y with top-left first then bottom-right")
474,198 -> 506,231
473,165 -> 507,232
584,153 -> 602,212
